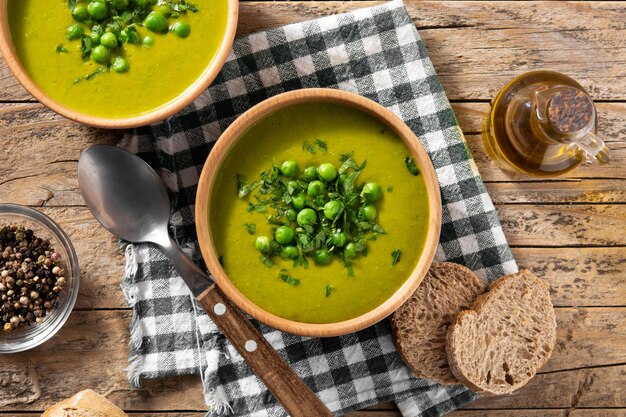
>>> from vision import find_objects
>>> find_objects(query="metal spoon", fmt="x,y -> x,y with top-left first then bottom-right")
78,144 -> 332,417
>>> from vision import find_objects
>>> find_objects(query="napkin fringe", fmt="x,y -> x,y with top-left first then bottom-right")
121,244 -> 146,388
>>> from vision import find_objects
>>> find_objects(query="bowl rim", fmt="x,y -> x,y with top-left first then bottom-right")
0,0 -> 239,129
0,203 -> 80,353
195,88 -> 442,337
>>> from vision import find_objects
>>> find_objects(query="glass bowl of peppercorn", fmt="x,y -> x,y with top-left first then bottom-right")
0,204 -> 79,353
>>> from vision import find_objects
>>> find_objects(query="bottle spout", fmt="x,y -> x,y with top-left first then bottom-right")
576,131 -> 611,165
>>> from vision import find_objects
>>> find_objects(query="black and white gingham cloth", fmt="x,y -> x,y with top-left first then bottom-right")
119,1 -> 518,416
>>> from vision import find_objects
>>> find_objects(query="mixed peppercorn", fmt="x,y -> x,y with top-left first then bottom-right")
0,225 -> 66,332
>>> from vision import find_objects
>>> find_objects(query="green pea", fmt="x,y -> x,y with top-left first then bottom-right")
296,208 -> 317,226
66,23 -> 84,40
111,0 -> 129,10
317,163 -> 337,182
90,31 -> 102,46
156,4 -> 171,17
307,180 -> 325,197
274,226 -> 295,245
323,200 -> 342,220
344,242 -> 357,259
332,231 -> 348,248
292,194 -> 306,210
280,160 -> 298,177
359,203 -> 377,221
255,236 -> 271,253
170,21 -> 190,38
87,1 -> 108,20
302,166 -> 317,181
285,209 -> 297,222
280,246 -> 299,260
90,45 -> 110,63
144,11 -> 168,33
72,4 -> 89,21
112,56 -> 129,73
100,32 -> 118,48
313,249 -> 332,265
142,35 -> 154,47
361,182 -> 383,202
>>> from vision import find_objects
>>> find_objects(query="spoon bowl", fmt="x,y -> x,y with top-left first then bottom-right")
78,145 -> 170,244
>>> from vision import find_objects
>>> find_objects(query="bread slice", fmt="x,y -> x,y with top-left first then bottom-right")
42,390 -> 127,417
446,269 -> 557,395
391,262 -> 485,384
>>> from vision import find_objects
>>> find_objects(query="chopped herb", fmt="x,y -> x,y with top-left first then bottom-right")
279,270 -> 300,286
237,174 -> 261,198
325,285 -> 334,297
67,0 -> 77,10
302,140 -> 316,154
404,156 -> 420,176
56,44 -> 69,53
315,139 -> 328,153
261,255 -> 275,268
243,223 -> 256,235
339,152 -> 353,162
73,66 -> 107,84
387,186 -> 394,192
391,249 -> 402,266
372,224 -> 385,234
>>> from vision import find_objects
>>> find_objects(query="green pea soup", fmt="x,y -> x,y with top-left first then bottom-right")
210,102 -> 431,324
7,0 -> 229,118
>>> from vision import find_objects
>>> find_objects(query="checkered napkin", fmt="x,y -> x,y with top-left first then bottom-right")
118,1 -> 518,416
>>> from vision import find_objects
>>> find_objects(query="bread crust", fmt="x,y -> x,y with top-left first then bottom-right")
42,390 -> 127,417
391,262 -> 485,385
445,270 -> 557,395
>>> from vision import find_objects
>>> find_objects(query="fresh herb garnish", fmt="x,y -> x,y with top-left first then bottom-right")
279,270 -> 300,286
56,44 -> 69,53
62,0 -> 199,79
387,186 -> 393,192
325,285 -> 334,297
391,249 -> 402,266
238,151 -> 386,275
315,139 -> 328,153
302,139 -> 328,154
73,66 -> 107,84
404,156 -> 420,176
243,223 -> 256,235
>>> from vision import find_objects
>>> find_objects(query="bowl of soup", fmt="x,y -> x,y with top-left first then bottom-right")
0,0 -> 237,128
196,89 -> 442,337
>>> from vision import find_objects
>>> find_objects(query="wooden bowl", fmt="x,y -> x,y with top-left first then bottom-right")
196,89 -> 442,337
0,0 -> 238,129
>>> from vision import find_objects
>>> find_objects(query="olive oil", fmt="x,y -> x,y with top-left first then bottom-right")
484,70 -> 608,177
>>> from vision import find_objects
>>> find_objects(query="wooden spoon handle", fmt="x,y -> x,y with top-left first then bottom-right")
197,285 -> 334,417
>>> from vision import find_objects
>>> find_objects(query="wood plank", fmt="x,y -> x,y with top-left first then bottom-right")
0,206 -> 622,309
1,103 -> 625,208
1,2 -> 625,102
512,248 -> 626,307
498,205 -> 626,247
467,365 -> 626,410
0,308 -> 623,411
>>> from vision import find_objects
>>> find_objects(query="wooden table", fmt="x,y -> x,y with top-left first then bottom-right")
1,1 -> 624,416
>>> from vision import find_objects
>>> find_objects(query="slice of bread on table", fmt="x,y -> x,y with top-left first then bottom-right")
446,269 -> 557,395
391,262 -> 485,384
42,389 -> 127,417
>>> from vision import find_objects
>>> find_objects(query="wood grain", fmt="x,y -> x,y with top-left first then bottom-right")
0,308 -> 623,411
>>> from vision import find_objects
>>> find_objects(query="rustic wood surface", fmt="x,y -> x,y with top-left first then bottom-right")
1,1 -> 625,416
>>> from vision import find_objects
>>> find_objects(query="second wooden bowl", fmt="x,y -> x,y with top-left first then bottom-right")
196,88 -> 442,337
0,0 -> 238,129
